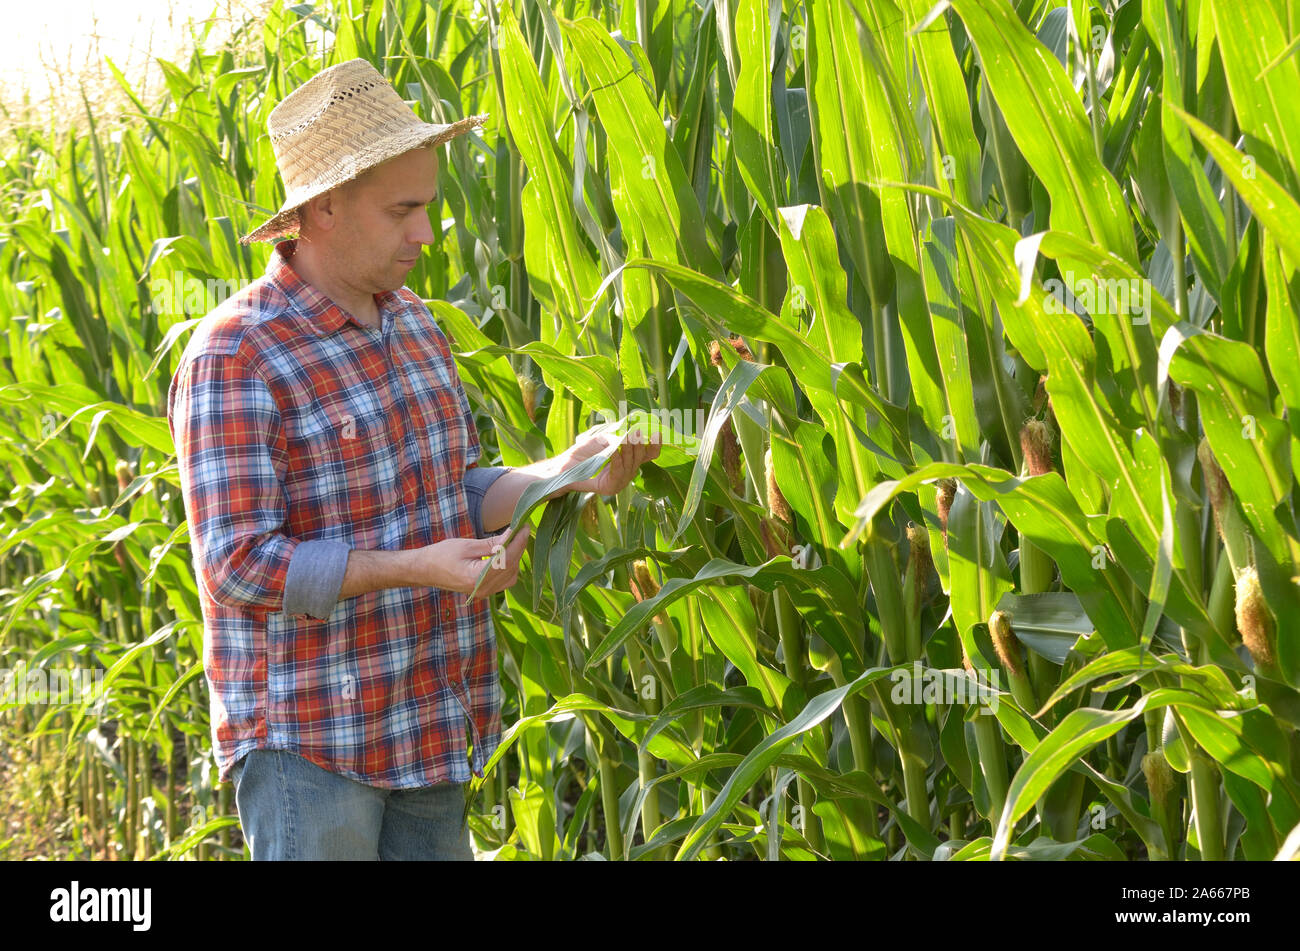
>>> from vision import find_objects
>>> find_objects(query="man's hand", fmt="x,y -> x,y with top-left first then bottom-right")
563,427 -> 661,497
411,527 -> 531,598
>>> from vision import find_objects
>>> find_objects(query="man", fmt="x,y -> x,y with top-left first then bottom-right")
166,59 -> 658,860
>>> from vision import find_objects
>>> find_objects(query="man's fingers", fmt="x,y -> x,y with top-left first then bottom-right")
485,525 -> 530,572
506,526 -> 531,560
475,530 -> 528,598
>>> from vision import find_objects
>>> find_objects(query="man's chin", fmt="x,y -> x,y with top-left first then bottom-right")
377,268 -> 413,290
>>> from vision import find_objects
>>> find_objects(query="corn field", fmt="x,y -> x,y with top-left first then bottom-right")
1,0 -> 1298,862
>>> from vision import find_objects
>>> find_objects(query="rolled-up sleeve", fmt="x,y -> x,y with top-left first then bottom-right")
283,539 -> 352,619
169,352 -> 330,615
464,465 -> 511,537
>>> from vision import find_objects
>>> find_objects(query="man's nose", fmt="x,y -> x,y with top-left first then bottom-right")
410,208 -> 435,246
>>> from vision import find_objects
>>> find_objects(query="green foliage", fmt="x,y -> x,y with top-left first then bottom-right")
1,0 -> 1297,860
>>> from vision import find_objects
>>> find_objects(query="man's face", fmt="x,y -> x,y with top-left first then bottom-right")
320,145 -> 439,292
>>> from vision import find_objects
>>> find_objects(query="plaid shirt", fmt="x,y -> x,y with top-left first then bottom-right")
167,240 -> 506,789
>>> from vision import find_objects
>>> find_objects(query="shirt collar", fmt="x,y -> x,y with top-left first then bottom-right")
265,239 -> 407,337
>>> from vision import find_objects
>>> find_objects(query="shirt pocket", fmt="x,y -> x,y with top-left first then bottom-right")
405,363 -> 470,505
331,406 -> 402,524
285,403 -> 400,535
424,406 -> 468,486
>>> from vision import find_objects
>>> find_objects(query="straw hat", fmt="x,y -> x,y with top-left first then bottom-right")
240,58 -> 487,244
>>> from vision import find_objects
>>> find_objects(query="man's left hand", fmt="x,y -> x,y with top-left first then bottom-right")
563,427 -> 661,497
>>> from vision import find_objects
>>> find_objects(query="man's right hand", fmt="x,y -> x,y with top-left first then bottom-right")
334,528 -> 530,603
413,527 -> 531,598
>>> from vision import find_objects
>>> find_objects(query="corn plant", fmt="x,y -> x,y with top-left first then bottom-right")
1,0 -> 1297,861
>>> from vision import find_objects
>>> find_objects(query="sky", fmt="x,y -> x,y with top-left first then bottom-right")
0,0 -> 262,110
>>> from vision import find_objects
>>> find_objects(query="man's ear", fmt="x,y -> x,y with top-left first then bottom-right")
300,189 -> 340,235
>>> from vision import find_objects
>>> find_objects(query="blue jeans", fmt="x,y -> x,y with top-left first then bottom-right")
230,750 -> 474,861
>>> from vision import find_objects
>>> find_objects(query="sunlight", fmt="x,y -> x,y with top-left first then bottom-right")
0,0 -> 263,110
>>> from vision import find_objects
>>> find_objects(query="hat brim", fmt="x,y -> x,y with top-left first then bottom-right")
240,112 -> 488,245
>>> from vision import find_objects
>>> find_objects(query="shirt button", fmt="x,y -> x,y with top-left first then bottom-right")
443,606 -> 453,620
